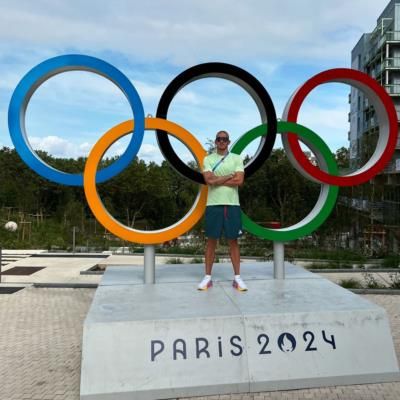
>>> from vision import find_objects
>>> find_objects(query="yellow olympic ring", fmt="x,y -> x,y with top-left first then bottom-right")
83,118 -> 208,244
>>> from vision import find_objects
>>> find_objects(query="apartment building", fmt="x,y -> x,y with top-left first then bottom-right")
350,0 -> 400,229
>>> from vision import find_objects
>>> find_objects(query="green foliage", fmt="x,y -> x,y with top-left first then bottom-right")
308,261 -> 353,270
190,257 -> 204,263
382,254 -> 400,269
292,248 -> 366,262
362,271 -> 386,289
166,257 -> 184,264
157,245 -> 203,255
389,272 -> 400,289
240,149 -> 320,226
0,146 -> 389,257
0,148 -> 199,249
339,278 -> 362,289
335,147 -> 350,169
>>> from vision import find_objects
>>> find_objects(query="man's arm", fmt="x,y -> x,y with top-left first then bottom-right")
203,171 -> 234,186
222,171 -> 244,187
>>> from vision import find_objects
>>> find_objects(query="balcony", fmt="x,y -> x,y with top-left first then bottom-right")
363,117 -> 378,132
384,57 -> 400,69
374,31 -> 400,52
384,84 -> 400,95
384,31 -> 400,42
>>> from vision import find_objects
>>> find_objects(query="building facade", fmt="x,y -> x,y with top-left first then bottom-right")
350,0 -> 400,231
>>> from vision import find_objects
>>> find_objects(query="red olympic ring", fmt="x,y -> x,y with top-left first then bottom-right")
283,68 -> 398,186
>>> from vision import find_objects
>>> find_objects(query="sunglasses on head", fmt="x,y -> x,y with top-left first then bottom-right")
216,137 -> 229,143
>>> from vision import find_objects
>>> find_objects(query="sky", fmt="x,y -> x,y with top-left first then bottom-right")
0,0 -> 391,165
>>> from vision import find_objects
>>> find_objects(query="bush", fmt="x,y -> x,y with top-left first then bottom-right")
389,272 -> 400,289
166,257 -> 184,264
158,245 -> 202,255
191,257 -> 204,263
339,278 -> 362,289
382,255 -> 400,269
293,248 -> 366,262
308,262 -> 353,270
362,271 -> 386,289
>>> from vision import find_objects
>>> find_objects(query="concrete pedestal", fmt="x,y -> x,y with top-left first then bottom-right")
80,263 -> 400,400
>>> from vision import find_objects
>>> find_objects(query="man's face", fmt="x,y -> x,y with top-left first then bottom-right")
215,133 -> 230,151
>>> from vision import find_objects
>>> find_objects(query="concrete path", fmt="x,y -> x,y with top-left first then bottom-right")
1,253 -> 398,290
0,286 -> 399,400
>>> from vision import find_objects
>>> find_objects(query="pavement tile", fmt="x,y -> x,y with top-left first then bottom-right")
0,287 -> 399,400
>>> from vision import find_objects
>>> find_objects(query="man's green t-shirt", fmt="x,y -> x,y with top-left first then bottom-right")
203,152 -> 244,206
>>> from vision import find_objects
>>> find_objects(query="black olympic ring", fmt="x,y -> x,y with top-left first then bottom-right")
155,62 -> 277,184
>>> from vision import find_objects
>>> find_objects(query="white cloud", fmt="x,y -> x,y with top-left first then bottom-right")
0,0 -> 389,161
28,135 -> 171,164
0,0 -> 388,66
294,104 -> 350,151
30,135 -> 78,158
136,144 -> 165,164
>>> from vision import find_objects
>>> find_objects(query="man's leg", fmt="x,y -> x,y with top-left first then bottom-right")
205,238 -> 217,275
229,239 -> 247,291
228,239 -> 240,275
198,206 -> 222,290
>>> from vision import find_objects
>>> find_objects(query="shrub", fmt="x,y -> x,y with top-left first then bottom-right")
382,255 -> 400,269
362,272 -> 386,289
339,278 -> 362,289
166,257 -> 184,264
389,272 -> 400,289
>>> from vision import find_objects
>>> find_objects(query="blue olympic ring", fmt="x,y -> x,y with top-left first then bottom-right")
8,54 -> 145,186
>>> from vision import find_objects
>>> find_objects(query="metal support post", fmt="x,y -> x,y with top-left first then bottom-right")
0,247 -> 2,283
144,245 -> 155,284
273,241 -> 285,279
72,226 -> 76,254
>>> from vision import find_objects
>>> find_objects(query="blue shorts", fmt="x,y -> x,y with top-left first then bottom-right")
205,205 -> 242,240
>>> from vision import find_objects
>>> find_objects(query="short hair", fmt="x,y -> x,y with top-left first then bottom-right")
215,130 -> 229,139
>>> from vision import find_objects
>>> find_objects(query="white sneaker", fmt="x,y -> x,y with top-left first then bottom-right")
198,276 -> 213,291
233,276 -> 248,291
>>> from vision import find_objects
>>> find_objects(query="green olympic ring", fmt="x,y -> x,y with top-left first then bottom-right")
231,121 -> 339,241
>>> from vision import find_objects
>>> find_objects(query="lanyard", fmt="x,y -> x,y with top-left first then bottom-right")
212,152 -> 230,172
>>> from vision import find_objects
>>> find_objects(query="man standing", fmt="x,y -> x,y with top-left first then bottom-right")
198,130 -> 247,291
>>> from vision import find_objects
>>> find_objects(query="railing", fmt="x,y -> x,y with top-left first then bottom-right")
384,84 -> 400,95
384,57 -> 400,68
383,162 -> 400,173
384,31 -> 400,41
374,31 -> 400,51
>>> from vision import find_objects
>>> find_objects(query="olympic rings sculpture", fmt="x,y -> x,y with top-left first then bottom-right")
8,55 -> 398,244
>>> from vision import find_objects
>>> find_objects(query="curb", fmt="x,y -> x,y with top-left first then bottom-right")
310,268 -> 400,273
33,283 -> 98,289
350,288 -> 400,295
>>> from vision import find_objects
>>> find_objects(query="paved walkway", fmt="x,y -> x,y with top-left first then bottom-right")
0,288 -> 399,400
